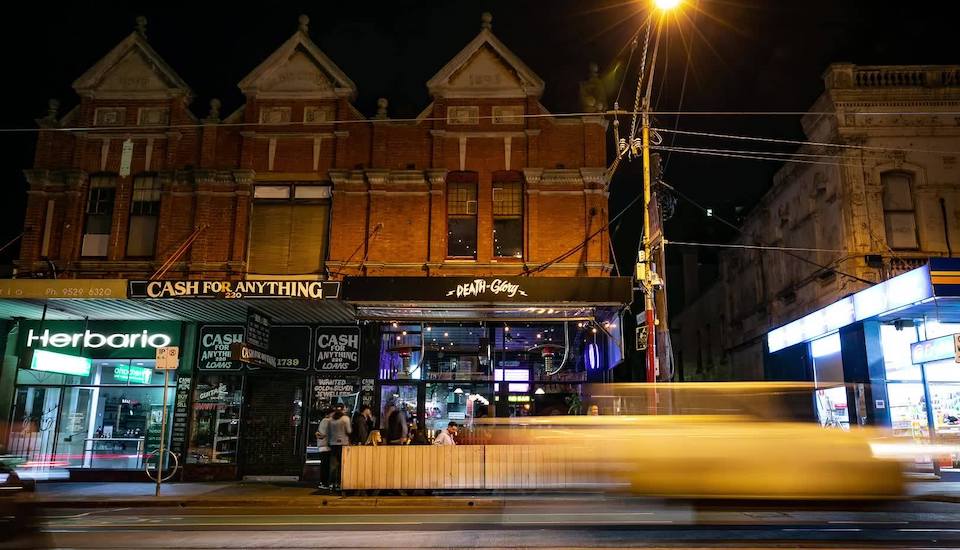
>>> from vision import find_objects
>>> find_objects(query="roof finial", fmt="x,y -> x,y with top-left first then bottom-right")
135,16 -> 147,38
375,98 -> 389,119
298,14 -> 310,33
481,12 -> 493,31
206,98 -> 221,122
46,99 -> 60,121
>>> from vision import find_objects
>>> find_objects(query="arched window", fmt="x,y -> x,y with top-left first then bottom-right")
492,171 -> 523,259
447,172 -> 478,259
881,171 -> 919,250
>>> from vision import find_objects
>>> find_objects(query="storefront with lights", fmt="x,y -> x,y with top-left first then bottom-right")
765,258 -> 960,462
341,276 -> 633,438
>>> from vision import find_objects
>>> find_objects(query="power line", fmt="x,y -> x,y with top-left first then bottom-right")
653,145 -> 871,168
654,127 -> 960,156
667,240 -> 846,253
658,180 -> 875,285
521,191 -> 644,276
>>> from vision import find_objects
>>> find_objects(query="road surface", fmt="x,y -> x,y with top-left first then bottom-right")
5,497 -> 960,548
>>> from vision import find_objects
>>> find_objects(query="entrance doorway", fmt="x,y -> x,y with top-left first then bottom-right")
239,375 -> 305,477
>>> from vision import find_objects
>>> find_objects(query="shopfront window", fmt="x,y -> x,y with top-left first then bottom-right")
810,334 -> 848,429
425,382 -> 493,431
8,359 -> 175,470
187,374 -> 244,464
422,323 -> 487,380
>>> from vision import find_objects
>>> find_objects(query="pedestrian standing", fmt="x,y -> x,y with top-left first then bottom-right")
351,405 -> 373,445
386,405 -> 408,445
315,408 -> 333,488
327,406 -> 352,490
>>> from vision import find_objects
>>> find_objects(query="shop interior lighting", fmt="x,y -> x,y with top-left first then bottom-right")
454,387 -> 464,394
535,387 -> 546,395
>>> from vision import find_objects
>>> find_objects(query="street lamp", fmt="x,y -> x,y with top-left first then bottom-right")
639,0 -> 680,384
653,0 -> 681,9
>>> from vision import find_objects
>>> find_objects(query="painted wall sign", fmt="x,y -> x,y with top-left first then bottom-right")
197,325 -> 244,371
18,321 -> 181,360
314,326 -> 361,372
128,280 -> 341,300
0,279 -> 127,299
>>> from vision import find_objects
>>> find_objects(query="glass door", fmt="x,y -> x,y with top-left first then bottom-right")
8,386 -> 62,467
57,387 -> 96,468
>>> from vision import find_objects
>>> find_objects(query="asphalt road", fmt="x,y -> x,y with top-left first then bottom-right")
5,498 -> 960,548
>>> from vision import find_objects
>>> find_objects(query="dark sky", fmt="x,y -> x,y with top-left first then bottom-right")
1,1 -> 955,281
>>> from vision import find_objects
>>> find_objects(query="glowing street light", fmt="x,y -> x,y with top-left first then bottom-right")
653,0 -> 681,10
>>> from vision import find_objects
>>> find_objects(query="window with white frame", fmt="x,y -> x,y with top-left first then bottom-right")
81,175 -> 116,257
881,171 -> 919,250
248,183 -> 332,275
127,175 -> 161,257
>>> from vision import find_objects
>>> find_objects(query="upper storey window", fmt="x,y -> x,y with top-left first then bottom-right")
447,172 -> 479,259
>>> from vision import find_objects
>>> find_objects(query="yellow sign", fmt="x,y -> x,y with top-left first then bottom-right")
0,279 -> 128,299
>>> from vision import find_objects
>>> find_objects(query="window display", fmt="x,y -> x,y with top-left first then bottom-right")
187,374 -> 244,464
8,359 -> 175,470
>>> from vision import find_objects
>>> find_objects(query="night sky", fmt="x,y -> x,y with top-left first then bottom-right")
1,1 -> 955,298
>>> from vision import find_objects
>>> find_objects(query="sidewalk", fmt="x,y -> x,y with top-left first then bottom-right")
16,479 -> 960,508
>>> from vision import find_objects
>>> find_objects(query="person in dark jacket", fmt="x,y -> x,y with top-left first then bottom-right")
351,405 -> 373,445
385,405 -> 408,445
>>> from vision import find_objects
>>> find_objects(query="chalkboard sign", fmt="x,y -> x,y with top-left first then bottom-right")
314,326 -> 361,372
245,308 -> 271,352
197,325 -> 244,371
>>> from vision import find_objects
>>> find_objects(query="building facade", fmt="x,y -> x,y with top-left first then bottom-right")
0,14 -> 630,482
674,63 -> 960,382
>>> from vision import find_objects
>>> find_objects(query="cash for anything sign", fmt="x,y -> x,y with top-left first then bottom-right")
314,326 -> 361,372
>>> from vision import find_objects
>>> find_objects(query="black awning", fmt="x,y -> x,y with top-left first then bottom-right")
342,276 -> 633,306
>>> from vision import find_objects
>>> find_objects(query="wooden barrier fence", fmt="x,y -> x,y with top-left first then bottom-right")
342,445 -> 605,490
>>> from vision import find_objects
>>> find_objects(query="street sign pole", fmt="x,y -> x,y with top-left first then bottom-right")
156,368 -> 169,497
153,346 -> 179,496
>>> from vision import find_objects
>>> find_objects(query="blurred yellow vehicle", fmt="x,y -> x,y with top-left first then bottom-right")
475,383 -> 905,500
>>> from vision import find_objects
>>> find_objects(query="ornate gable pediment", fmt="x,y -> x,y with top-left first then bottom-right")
238,20 -> 356,100
73,32 -> 192,99
427,17 -> 544,99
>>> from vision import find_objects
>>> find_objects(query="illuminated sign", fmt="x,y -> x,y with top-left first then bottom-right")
910,334 -> 957,364
25,329 -> 171,350
30,350 -> 92,377
129,280 -> 341,300
112,365 -> 153,384
445,278 -> 528,299
768,265 -> 933,353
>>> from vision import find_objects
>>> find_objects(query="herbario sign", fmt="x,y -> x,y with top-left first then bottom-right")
17,321 -> 182,360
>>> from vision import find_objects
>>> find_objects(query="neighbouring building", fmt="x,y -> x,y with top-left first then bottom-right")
674,64 -> 960,447
0,14 -> 631,482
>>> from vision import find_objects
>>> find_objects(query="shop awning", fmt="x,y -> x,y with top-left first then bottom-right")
0,279 -> 355,323
341,276 -> 633,321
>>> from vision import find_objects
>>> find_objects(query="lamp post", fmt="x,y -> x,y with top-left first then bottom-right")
640,0 -> 679,383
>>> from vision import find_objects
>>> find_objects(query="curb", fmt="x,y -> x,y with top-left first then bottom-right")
16,495 -> 510,509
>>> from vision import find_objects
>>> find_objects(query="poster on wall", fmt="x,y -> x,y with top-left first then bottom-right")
169,376 -> 192,459
197,325 -> 244,371
312,377 -> 376,413
314,326 -> 361,372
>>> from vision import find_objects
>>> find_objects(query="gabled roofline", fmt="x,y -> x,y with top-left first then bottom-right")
72,32 -> 193,100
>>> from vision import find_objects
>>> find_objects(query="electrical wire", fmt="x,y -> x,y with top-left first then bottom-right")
654,145 -> 886,168
659,180 -> 875,285
667,240 -> 846,253
653,127 -> 960,156
521,193 -> 643,276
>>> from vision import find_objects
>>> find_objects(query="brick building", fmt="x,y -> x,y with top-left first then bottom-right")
1,14 -> 630,481
20,13 -> 610,281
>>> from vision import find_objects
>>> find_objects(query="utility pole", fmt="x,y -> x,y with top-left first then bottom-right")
639,16 -> 664,384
